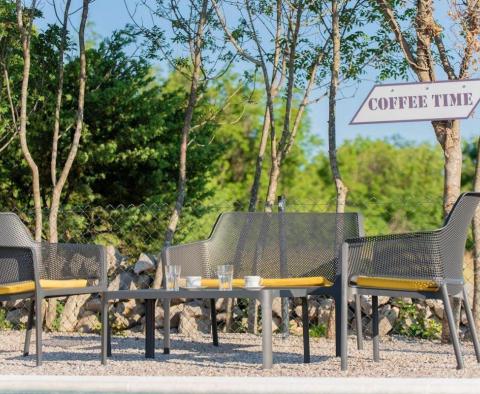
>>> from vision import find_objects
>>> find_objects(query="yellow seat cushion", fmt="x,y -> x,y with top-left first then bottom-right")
352,276 -> 439,292
0,279 -> 88,295
201,276 -> 332,288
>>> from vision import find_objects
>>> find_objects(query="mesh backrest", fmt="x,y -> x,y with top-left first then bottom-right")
205,212 -> 361,281
359,233 -> 444,280
0,213 -> 35,247
440,193 -> 480,280
0,213 -> 35,285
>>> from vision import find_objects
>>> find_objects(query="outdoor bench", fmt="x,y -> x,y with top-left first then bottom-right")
105,211 -> 364,368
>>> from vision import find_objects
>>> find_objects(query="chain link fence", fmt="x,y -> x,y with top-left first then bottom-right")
0,198 -> 476,344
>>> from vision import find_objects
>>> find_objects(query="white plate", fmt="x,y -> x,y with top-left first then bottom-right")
182,286 -> 208,290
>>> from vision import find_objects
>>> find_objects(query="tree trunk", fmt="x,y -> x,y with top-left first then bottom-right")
49,0 -> 88,243
376,0 -> 464,344
16,0 -> 42,241
46,0 -> 89,331
326,0 -> 348,339
248,107 -> 271,212
152,0 -> 209,289
51,0 -> 72,187
264,160 -> 280,213
472,138 -> 480,331
433,119 -> 463,343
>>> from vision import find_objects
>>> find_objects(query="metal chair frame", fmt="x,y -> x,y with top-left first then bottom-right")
340,192 -> 480,370
0,213 -> 107,366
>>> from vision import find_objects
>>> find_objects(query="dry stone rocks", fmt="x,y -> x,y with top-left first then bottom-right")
76,312 -> 100,333
178,303 -> 210,336
108,271 -> 138,291
134,253 -> 157,275
6,308 -> 28,326
84,298 -> 102,314
59,294 -> 91,332
106,246 -> 128,276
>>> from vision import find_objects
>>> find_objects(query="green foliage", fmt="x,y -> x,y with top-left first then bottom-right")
393,300 -> 441,340
309,323 -> 327,338
0,309 -> 12,330
50,300 -> 65,332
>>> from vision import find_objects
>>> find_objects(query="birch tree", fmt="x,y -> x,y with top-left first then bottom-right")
13,0 -> 90,329
213,0 -> 329,213
16,0 -> 41,240
126,0 -> 234,289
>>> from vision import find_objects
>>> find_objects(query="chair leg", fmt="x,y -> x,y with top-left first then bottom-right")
210,299 -> 219,346
23,299 -> 35,357
101,295 -> 108,365
35,297 -> 43,366
441,284 -> 464,369
355,295 -> 363,350
107,321 -> 112,358
301,297 -> 310,363
335,298 -> 341,357
340,292 -> 348,371
372,295 -> 379,362
462,286 -> 480,363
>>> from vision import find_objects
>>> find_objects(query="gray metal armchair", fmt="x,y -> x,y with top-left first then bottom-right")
340,192 -> 480,370
163,211 -> 365,360
0,212 -> 107,366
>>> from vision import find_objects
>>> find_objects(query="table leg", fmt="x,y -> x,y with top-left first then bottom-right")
261,290 -> 273,369
145,299 -> 155,359
101,295 -> 108,364
210,298 -> 219,346
163,299 -> 170,354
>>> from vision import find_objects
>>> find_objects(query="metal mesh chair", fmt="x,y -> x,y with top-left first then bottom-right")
0,212 -> 107,366
340,192 -> 480,370
164,211 -> 364,359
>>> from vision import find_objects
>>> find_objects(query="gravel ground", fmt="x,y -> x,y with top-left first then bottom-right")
1,331 -> 480,378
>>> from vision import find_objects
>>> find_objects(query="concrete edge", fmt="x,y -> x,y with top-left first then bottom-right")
0,376 -> 479,394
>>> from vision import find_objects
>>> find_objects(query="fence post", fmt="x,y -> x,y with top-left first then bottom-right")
278,195 -> 289,338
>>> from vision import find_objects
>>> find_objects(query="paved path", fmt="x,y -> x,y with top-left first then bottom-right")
1,375 -> 479,394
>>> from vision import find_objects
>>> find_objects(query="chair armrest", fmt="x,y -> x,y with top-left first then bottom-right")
162,240 -> 209,277
40,242 -> 107,286
343,230 -> 444,281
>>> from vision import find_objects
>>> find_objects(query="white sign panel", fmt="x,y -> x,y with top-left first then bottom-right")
350,80 -> 480,124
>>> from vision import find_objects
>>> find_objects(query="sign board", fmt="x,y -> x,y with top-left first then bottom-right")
350,79 -> 480,124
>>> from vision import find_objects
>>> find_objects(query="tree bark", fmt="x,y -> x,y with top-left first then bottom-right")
16,0 -> 42,241
472,138 -> 480,331
152,0 -> 209,289
326,0 -> 347,339
46,0 -> 88,331
48,0 -> 88,244
376,0 -> 464,345
264,3 -> 303,211
248,108 -> 271,212
51,0 -> 72,188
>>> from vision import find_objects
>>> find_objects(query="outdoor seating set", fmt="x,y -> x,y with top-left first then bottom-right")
0,192 -> 479,371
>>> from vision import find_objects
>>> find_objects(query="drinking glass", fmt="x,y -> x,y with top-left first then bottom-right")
217,264 -> 234,291
165,265 -> 181,291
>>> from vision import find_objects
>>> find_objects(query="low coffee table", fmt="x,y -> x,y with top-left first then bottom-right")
103,287 -> 319,369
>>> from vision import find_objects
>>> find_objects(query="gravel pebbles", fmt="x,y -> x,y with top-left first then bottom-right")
1,331 -> 480,378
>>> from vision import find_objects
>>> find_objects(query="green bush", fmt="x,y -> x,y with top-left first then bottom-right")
393,300 -> 441,339
0,309 -> 12,330
309,323 -> 327,338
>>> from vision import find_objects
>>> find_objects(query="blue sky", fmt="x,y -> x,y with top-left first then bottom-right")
38,0 -> 479,147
